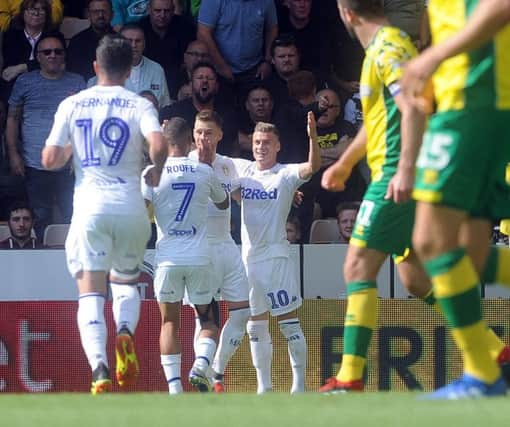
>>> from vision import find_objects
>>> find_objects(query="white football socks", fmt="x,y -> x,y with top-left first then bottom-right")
110,282 -> 140,335
247,320 -> 273,394
212,307 -> 250,375
77,293 -> 108,371
279,319 -> 307,393
192,337 -> 217,374
161,353 -> 183,394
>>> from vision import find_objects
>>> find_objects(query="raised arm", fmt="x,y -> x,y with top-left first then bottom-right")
298,111 -> 321,180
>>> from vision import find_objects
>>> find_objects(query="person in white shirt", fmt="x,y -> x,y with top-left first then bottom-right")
41,34 -> 168,395
141,117 -> 229,394
233,112 -> 321,393
189,109 -> 251,392
88,24 -> 171,108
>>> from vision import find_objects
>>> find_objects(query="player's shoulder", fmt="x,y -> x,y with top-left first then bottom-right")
372,26 -> 416,56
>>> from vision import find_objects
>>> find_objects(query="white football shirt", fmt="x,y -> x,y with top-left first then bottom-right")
45,85 -> 161,217
189,151 -> 248,243
142,156 -> 227,266
234,162 -> 307,262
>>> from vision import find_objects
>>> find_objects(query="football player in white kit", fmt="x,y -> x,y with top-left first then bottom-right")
190,110 -> 251,392
233,112 -> 321,393
141,117 -> 229,394
41,34 -> 168,394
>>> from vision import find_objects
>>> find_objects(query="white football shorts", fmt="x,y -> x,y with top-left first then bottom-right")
245,256 -> 302,317
154,264 -> 213,304
65,213 -> 150,280
210,240 -> 249,302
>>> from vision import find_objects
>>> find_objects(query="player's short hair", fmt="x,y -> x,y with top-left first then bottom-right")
162,117 -> 192,146
335,201 -> 361,217
253,122 -> 280,138
338,0 -> 384,17
195,109 -> 223,129
96,34 -> 133,79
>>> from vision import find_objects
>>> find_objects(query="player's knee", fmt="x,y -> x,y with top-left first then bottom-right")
227,307 -> 250,330
196,301 -> 220,331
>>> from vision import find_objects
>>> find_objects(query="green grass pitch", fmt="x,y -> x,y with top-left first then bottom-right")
1,392 -> 509,427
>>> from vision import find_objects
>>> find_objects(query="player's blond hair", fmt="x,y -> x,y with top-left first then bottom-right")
253,122 -> 280,138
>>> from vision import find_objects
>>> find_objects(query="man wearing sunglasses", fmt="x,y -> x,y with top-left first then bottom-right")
5,33 -> 85,241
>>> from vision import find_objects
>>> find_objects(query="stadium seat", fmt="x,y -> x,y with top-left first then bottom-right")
43,224 -> 70,248
0,224 -> 10,241
60,17 -> 90,46
309,219 -> 339,244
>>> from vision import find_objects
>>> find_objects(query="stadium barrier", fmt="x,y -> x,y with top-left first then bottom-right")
1,299 -> 509,393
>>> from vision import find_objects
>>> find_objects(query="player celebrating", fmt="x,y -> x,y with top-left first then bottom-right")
41,34 -> 167,394
190,110 -> 251,393
319,0 -> 428,393
142,117 -> 229,394
401,0 -> 510,398
233,112 -> 320,394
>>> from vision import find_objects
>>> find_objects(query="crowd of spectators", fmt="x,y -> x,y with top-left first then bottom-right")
0,0 -> 434,246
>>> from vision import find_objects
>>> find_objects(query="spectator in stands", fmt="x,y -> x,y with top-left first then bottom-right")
0,0 -> 62,31
160,62 -> 239,156
139,0 -> 195,99
5,33 -> 85,241
334,201 -> 360,244
1,0 -> 60,101
286,213 -> 302,244
66,0 -> 115,81
88,23 -> 171,108
264,34 -> 300,108
274,70 -> 329,243
111,0 -> 148,31
313,88 -> 365,218
277,0 -> 339,83
0,200 -> 42,248
173,39 -> 209,101
238,85 -> 274,159
197,0 -> 278,102
383,0 -> 429,49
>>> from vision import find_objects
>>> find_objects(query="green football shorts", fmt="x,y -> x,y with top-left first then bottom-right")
413,109 -> 510,219
350,180 -> 415,257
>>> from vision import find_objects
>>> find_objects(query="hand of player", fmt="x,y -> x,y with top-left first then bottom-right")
385,166 -> 414,203
144,165 -> 162,187
321,160 -> 351,192
197,138 -> 215,166
401,48 -> 439,114
307,111 -> 318,141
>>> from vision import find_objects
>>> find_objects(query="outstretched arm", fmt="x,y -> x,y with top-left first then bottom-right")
298,111 -> 321,180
